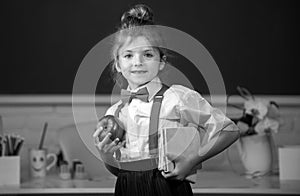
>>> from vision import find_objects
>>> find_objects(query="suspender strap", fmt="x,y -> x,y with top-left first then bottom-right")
114,102 -> 125,118
114,84 -> 169,156
149,84 -> 169,155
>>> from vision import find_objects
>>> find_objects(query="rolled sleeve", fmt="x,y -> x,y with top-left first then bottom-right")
179,90 -> 238,142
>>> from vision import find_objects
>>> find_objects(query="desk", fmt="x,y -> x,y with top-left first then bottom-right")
1,171 -> 300,195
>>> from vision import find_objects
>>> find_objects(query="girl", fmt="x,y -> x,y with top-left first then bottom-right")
93,4 -> 239,196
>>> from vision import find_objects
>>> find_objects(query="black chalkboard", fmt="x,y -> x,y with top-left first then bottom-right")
0,0 -> 299,95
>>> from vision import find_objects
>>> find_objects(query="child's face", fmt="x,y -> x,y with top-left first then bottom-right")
116,36 -> 165,89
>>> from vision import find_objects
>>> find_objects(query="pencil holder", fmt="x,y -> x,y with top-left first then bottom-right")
0,156 -> 20,186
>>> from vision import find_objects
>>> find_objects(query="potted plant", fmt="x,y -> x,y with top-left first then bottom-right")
228,87 -> 281,178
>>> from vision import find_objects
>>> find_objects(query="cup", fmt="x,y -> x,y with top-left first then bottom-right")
29,148 -> 57,178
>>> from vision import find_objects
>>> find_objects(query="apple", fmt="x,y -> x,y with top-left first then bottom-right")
97,115 -> 125,142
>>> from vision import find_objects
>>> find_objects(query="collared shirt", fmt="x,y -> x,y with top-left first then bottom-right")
106,77 -> 238,164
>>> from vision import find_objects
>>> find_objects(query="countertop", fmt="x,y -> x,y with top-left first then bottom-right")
1,171 -> 300,195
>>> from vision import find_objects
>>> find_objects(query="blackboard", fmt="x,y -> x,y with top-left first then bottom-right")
0,0 -> 299,95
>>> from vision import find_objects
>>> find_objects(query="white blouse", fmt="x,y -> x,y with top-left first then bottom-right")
105,77 -> 238,166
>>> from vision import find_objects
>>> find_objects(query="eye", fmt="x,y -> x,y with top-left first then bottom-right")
40,157 -> 44,162
33,157 -> 36,162
123,54 -> 133,59
144,53 -> 154,58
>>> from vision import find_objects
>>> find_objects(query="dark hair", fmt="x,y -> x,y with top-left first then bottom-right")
110,4 -> 167,87
119,4 -> 154,29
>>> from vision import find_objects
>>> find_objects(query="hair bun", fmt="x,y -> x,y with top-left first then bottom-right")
120,4 -> 154,29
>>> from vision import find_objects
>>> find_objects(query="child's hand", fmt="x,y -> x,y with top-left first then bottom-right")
161,153 -> 197,181
93,129 -> 125,160
93,131 -> 121,154
93,115 -> 126,160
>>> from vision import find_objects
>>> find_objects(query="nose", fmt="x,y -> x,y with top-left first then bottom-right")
133,54 -> 143,66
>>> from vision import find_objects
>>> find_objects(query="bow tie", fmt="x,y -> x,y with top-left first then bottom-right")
121,87 -> 149,103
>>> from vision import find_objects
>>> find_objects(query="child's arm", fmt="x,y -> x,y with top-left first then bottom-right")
162,129 -> 239,181
162,89 -> 240,180
197,129 -> 240,163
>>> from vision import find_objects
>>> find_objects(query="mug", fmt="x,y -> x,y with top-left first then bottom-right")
29,148 -> 57,178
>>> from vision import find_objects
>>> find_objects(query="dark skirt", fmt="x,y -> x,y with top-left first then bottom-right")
115,169 -> 193,196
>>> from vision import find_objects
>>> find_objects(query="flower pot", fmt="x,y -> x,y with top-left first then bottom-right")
237,133 -> 273,178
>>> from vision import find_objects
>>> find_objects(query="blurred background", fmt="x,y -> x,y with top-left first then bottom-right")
0,0 -> 299,189
0,0 -> 299,95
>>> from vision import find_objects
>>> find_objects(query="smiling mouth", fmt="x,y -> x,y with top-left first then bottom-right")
131,71 -> 147,74
32,167 -> 42,172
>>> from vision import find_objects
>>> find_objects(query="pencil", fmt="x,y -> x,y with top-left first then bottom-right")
14,138 -> 24,156
38,122 -> 48,150
0,115 -> 3,136
0,136 -> 2,157
5,135 -> 12,156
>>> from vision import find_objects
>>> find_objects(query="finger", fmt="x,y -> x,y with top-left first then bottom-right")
106,138 -> 120,152
185,178 -> 195,184
93,126 -> 103,138
107,140 -> 125,154
94,136 -> 99,145
115,139 -> 126,149
97,133 -> 112,150
161,170 -> 177,179
109,140 -> 124,151
115,149 -> 121,160
109,146 -> 120,153
161,170 -> 184,181
93,129 -> 103,145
